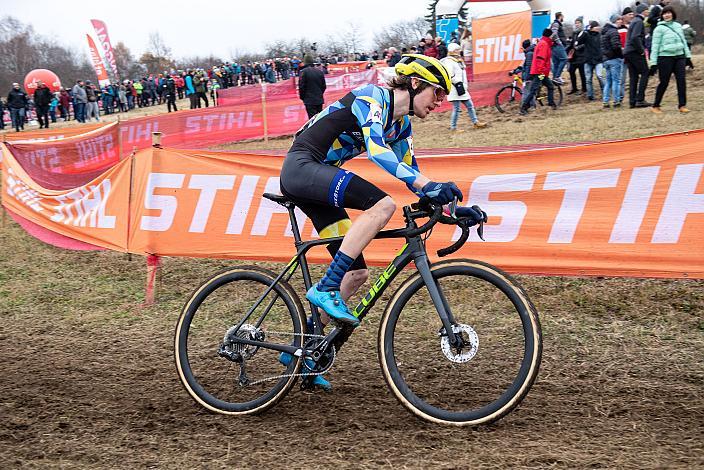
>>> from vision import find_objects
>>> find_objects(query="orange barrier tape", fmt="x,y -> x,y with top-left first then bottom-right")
3,129 -> 704,278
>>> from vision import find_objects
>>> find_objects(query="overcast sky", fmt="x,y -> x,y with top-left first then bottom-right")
5,0 -> 624,60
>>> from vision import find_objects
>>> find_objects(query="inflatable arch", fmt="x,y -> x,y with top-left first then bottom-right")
436,0 -> 550,16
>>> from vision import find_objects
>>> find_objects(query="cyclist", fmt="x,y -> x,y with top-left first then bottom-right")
278,55 -> 485,387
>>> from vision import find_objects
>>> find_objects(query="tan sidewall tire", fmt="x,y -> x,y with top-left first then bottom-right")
174,266 -> 306,415
378,259 -> 542,426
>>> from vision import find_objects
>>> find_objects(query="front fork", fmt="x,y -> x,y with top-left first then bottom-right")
414,255 -> 462,348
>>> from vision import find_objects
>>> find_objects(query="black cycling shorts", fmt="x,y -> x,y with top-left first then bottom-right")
280,150 -> 388,271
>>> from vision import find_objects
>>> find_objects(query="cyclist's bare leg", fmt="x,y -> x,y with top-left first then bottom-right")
341,269 -> 369,301
313,196 -> 395,324
338,196 -> 396,259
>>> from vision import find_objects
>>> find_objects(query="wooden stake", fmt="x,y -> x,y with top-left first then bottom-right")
144,134 -> 163,305
144,254 -> 161,306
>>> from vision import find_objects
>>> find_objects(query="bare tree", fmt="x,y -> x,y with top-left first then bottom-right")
147,32 -> 172,60
113,41 -> 145,79
0,16 -> 94,92
339,22 -> 366,58
373,17 -> 428,51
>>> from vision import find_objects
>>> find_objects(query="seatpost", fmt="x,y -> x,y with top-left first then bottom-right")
287,205 -> 303,245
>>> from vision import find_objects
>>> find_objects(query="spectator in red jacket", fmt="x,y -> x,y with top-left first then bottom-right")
520,29 -> 557,115
422,34 -> 438,58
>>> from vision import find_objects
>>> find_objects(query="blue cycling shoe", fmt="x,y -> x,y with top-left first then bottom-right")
278,352 -> 332,391
306,284 -> 360,327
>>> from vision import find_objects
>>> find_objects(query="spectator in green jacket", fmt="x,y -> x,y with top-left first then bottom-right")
649,6 -> 693,114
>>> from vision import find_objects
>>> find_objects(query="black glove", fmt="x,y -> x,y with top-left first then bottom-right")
456,205 -> 487,227
686,58 -> 694,69
421,181 -> 463,205
649,65 -> 658,77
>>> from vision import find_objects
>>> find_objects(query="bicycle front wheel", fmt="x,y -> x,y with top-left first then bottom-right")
378,259 -> 542,426
175,266 -> 306,415
494,85 -> 523,113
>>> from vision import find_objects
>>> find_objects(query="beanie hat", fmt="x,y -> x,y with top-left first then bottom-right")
610,14 -> 620,23
575,16 -> 584,23
447,43 -> 461,54
636,4 -> 648,14
622,6 -> 633,15
303,54 -> 314,65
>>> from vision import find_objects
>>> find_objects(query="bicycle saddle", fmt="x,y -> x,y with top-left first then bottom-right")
263,192 -> 294,208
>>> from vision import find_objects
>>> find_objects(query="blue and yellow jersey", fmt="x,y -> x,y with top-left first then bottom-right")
290,84 -> 421,193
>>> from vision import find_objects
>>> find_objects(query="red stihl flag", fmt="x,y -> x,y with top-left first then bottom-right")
90,19 -> 119,80
86,34 -> 111,87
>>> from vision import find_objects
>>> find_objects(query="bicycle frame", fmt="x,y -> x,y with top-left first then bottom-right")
228,203 -> 459,359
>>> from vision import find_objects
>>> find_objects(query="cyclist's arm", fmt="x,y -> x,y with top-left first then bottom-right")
351,97 -> 430,192
389,117 -> 430,195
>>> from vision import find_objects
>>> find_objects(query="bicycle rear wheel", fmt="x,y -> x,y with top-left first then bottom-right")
378,259 -> 542,426
175,266 -> 306,415
494,85 -> 523,113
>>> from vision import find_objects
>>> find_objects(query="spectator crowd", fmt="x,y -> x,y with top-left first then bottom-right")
518,1 -> 696,115
0,1 -> 698,133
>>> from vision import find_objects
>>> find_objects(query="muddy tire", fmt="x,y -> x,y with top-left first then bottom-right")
175,266 -> 306,415
378,259 -> 542,426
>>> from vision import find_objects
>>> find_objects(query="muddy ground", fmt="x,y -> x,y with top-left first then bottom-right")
1,219 -> 702,469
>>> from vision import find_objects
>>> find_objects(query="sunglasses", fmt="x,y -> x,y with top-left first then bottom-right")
415,77 -> 447,102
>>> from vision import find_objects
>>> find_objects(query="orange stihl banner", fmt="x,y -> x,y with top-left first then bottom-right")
472,11 -> 531,75
3,130 -> 704,278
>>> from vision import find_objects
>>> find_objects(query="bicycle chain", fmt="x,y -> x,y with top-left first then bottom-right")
244,329 -> 336,386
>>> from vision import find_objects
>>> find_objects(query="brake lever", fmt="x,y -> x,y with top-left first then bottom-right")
477,219 -> 485,241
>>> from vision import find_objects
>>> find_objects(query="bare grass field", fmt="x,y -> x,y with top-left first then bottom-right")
0,57 -> 703,469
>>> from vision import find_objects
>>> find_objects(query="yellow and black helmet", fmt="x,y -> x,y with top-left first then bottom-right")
394,54 -> 452,94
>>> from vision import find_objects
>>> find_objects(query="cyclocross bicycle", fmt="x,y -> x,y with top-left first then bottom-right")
495,66 -> 564,114
175,193 -> 542,426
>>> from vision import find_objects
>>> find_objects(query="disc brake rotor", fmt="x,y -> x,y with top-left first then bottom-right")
440,324 -> 479,364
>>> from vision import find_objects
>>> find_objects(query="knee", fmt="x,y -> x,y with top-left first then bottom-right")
374,196 -> 396,221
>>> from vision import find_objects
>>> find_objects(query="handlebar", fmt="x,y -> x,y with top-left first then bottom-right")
403,198 -> 487,257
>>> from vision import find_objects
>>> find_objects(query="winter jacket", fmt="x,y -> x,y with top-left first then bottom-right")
650,20 -> 692,66
298,65 -> 326,105
184,75 -> 195,95
86,86 -> 97,102
6,89 -> 29,109
682,24 -> 696,46
423,44 -> 439,58
59,90 -> 71,108
530,36 -> 554,76
551,19 -> 567,46
521,44 -> 535,81
440,56 -> 470,101
33,85 -> 53,107
436,41 -> 448,59
193,76 -> 206,94
569,29 -> 587,65
583,30 -> 602,65
71,84 -> 87,103
601,23 -> 623,61
624,14 -> 647,56
387,52 -> 402,67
